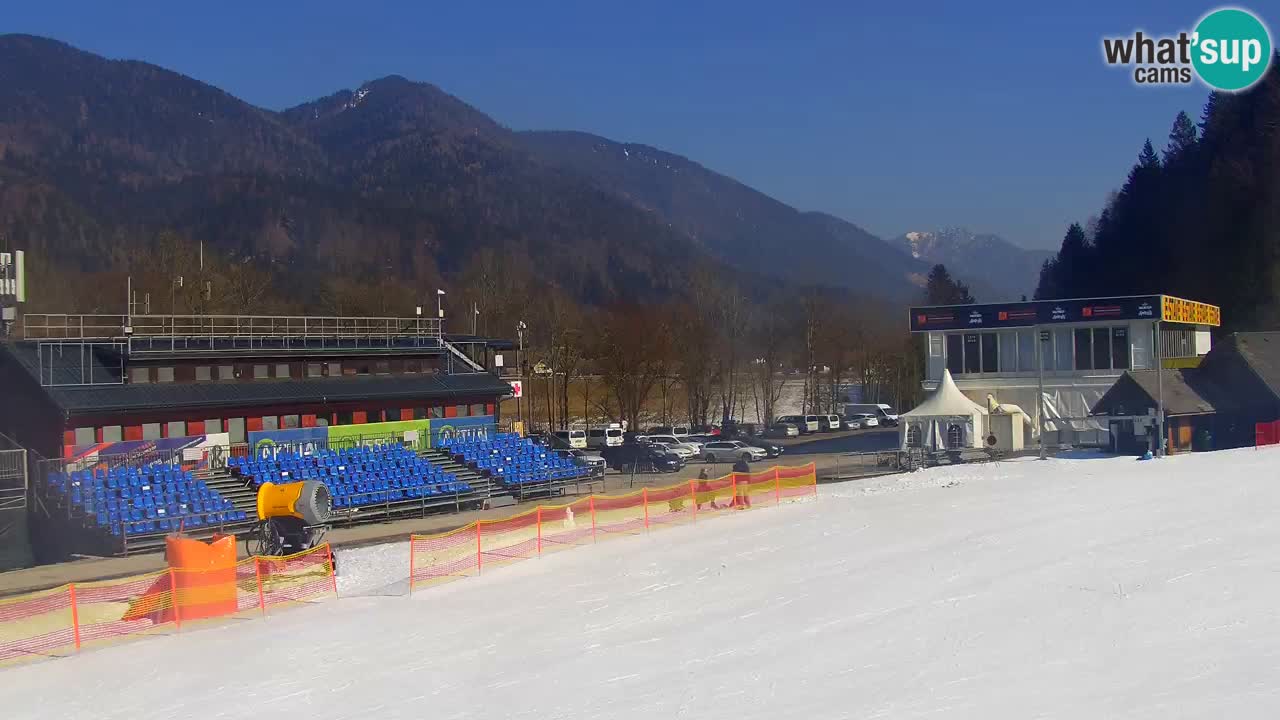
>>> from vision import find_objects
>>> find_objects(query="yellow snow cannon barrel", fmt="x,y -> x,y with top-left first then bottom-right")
256,481 -> 333,525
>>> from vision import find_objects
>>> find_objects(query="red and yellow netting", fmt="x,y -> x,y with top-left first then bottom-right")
409,463 -> 816,591
0,543 -> 337,668
0,463 -> 816,667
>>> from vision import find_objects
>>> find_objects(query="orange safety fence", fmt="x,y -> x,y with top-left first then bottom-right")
1,463 -> 816,667
0,543 -> 337,668
409,462 -> 817,592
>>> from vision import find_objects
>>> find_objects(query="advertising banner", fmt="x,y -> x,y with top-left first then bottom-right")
67,434 -> 231,471
1161,295 -> 1221,327
326,419 -> 432,451
430,416 -> 496,447
910,295 -> 1162,332
247,428 -> 329,460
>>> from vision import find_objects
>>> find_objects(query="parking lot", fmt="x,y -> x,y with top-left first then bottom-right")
590,427 -> 901,488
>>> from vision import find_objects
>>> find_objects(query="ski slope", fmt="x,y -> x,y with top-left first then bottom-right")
8,449 -> 1280,718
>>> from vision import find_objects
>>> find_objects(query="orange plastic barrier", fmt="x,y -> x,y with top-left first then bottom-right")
122,535 -> 239,625
409,463 -> 818,592
0,543 -> 337,668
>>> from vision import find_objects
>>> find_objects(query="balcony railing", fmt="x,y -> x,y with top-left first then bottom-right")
24,314 -> 445,354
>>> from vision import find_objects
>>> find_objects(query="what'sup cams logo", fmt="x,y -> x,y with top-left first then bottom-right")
1103,7 -> 1272,91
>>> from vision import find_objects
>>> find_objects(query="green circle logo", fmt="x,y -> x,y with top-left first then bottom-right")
1192,8 -> 1272,91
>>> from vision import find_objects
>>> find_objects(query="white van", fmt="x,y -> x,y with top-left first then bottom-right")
587,426 -> 624,448
843,403 -> 899,426
552,429 -> 588,449
776,415 -> 821,434
648,425 -> 690,440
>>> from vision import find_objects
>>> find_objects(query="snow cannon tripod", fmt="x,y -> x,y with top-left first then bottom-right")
251,480 -> 333,558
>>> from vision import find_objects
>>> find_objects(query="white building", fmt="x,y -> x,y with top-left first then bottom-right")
910,295 -> 1220,446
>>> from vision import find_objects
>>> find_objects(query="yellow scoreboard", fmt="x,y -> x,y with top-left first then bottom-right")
1161,295 -> 1221,326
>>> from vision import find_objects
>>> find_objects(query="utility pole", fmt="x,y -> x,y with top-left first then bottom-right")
1037,326 -> 1047,460
517,321 -> 527,434
1155,319 -> 1165,457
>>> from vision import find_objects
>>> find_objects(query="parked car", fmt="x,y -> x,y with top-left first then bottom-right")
601,443 -> 684,473
843,403 -> 900,427
568,449 -> 606,472
689,424 -> 722,436
820,414 -> 843,432
841,415 -> 865,430
648,425 -> 691,440
852,412 -> 880,428
768,422 -> 800,438
701,440 -> 768,463
776,414 -> 821,433
551,429 -> 587,449
735,437 -> 784,458
645,434 -> 702,459
586,426 -> 625,449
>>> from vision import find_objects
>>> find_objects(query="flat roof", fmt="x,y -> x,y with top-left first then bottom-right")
909,294 -> 1220,332
0,342 -> 513,415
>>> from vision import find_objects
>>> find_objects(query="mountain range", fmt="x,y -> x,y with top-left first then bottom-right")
0,34 -> 1040,313
895,228 -> 1053,301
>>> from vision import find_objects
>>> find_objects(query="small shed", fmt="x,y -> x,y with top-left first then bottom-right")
901,369 -> 988,451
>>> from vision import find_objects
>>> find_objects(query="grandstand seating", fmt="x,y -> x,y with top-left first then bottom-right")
45,465 -> 248,537
227,443 -> 474,510
441,433 -> 588,493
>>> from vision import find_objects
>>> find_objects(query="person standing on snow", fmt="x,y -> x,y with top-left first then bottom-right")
731,458 -> 752,508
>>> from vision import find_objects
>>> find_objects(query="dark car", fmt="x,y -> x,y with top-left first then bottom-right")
600,443 -> 684,473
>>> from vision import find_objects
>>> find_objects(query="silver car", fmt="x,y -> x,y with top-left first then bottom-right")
645,434 -> 701,459
701,440 -> 768,463
853,413 -> 880,428
568,449 -> 606,471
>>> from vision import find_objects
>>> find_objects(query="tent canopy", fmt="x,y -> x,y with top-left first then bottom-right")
901,370 -> 987,450
903,369 -> 988,418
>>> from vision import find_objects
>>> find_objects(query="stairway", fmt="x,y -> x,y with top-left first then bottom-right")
202,469 -> 259,516
419,448 -> 494,498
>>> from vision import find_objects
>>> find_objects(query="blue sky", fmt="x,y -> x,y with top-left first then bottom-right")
6,0 -> 1238,249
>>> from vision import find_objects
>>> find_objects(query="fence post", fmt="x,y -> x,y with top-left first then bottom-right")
536,507 -> 542,556
68,583 -> 81,651
642,488 -> 649,531
170,568 -> 182,631
774,466 -> 781,505
254,557 -> 266,617
590,496 -> 597,543
811,462 -> 818,495
476,522 -> 483,575
690,480 -> 697,524
730,473 -> 737,510
408,538 -> 415,596
326,544 -> 338,598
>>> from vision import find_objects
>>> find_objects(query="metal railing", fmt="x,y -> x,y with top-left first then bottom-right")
36,340 -> 126,387
24,313 -> 443,344
0,448 -> 27,512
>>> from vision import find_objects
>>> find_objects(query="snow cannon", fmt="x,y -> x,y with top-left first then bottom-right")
251,481 -> 333,558
257,480 -> 332,525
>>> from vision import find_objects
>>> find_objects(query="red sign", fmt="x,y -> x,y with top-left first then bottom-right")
508,380 -> 523,398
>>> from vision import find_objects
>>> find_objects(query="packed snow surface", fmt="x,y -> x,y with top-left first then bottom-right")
8,449 -> 1280,718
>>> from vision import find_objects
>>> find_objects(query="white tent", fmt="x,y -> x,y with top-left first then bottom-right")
900,369 -> 988,451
